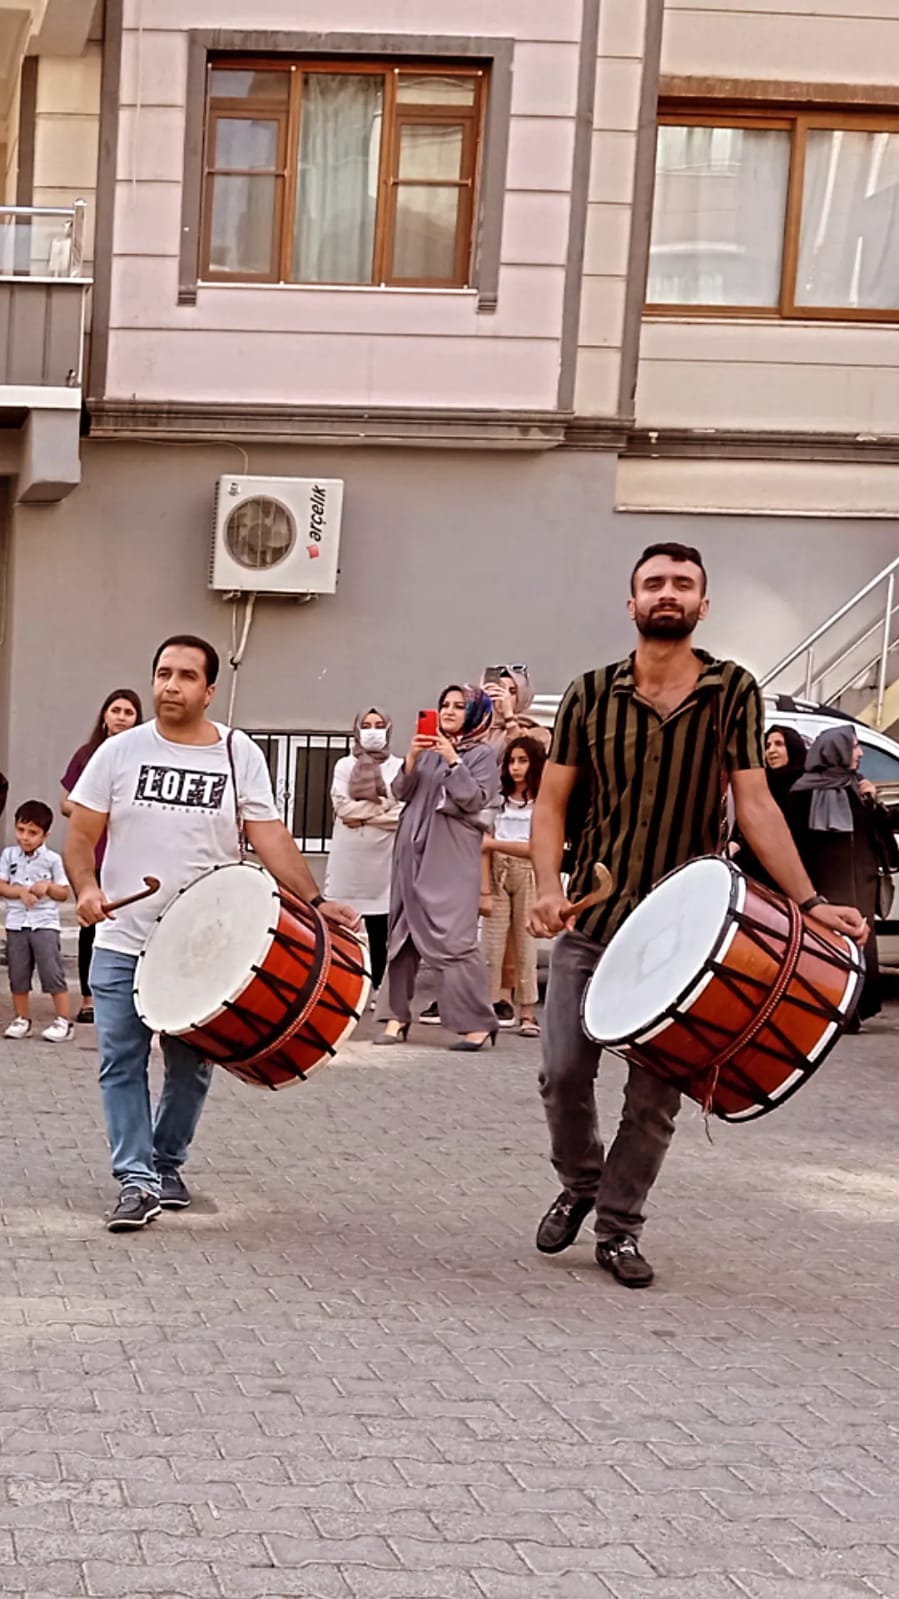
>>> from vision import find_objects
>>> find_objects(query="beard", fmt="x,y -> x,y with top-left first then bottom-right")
634,603 -> 701,641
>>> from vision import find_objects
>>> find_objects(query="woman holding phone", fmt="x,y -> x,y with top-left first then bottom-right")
483,665 -> 551,754
376,684 -> 500,1051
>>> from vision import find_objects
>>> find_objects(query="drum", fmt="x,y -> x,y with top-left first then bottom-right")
134,861 -> 370,1089
582,856 -> 864,1122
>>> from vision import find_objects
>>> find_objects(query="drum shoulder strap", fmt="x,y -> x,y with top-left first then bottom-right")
225,727 -> 247,859
712,687 -> 730,855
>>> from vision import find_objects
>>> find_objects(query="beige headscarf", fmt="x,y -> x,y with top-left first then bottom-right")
507,667 -> 534,715
348,707 -> 393,801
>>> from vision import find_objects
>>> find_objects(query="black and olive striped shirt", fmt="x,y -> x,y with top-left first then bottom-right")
550,650 -> 764,944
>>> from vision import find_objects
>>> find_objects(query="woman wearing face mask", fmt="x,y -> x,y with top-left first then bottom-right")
324,708 -> 403,990
60,687 -> 143,1023
790,726 -> 898,1023
376,684 -> 500,1051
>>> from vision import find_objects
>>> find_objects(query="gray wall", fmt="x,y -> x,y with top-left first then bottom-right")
3,437 -> 899,844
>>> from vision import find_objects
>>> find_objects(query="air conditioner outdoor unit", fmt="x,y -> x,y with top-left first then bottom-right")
210,475 -> 344,595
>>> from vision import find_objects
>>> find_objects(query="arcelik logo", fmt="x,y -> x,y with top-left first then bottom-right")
307,484 -> 326,559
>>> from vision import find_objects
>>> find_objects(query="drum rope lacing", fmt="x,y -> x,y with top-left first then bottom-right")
698,898 -> 805,1119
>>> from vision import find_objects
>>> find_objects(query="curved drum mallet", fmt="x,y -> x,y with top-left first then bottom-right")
569,862 -> 614,914
103,875 -> 161,914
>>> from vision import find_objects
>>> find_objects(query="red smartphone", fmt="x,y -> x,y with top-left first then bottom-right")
417,709 -> 439,739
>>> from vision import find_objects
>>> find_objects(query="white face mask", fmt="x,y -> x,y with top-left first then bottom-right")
359,727 -> 388,753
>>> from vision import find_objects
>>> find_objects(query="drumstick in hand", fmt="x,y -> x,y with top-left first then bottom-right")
569,863 -> 614,913
103,876 -> 161,914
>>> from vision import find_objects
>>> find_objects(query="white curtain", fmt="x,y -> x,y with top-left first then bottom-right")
797,130 -> 899,309
293,74 -> 383,284
647,125 -> 790,305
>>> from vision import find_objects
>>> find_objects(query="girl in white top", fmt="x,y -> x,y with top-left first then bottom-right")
324,708 -> 403,989
482,736 -> 546,1038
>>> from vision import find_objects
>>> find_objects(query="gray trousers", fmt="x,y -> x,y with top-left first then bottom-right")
539,928 -> 681,1242
378,936 -> 495,1036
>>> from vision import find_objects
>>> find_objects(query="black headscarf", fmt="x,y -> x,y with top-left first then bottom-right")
764,724 -> 808,809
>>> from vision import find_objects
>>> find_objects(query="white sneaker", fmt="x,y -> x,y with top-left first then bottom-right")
42,1018 -> 74,1043
4,1017 -> 31,1040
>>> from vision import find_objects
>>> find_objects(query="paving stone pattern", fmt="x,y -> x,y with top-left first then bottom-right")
1,995 -> 898,1599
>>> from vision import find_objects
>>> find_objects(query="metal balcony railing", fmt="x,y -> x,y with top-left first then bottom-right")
0,202 -> 90,391
759,556 -> 899,729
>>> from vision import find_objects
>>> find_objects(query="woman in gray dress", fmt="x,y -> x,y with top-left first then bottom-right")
377,684 -> 500,1052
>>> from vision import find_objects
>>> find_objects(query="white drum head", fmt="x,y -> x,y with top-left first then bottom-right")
583,857 -> 741,1045
135,863 -> 280,1034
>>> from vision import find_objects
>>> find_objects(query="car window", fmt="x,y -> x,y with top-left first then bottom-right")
859,743 -> 899,784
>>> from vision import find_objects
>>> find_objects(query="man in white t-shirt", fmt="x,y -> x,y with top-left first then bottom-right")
65,634 -> 359,1233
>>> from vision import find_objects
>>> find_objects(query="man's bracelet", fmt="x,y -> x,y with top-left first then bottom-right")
800,894 -> 828,913
309,894 -> 325,909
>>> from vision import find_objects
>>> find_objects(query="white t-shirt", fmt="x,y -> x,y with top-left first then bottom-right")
494,797 -> 534,844
70,720 -> 279,955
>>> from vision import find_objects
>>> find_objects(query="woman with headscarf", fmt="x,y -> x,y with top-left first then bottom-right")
324,708 -> 403,990
376,684 -> 500,1051
790,725 -> 898,1022
484,666 -> 552,754
733,723 -> 808,889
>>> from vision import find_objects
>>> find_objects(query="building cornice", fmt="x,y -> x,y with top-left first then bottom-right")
86,406 -> 899,463
624,427 -> 899,466
85,401 -> 631,453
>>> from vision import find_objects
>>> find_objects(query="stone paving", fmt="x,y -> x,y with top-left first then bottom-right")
1,991 -> 899,1599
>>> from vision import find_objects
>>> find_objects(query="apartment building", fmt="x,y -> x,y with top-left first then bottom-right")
0,0 -> 897,829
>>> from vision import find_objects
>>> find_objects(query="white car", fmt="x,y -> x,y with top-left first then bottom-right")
531,691 -> 899,974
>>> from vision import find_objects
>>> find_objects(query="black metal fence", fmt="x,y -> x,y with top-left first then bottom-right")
249,729 -> 352,851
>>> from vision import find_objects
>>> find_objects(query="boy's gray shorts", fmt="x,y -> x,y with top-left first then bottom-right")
6,929 -> 66,994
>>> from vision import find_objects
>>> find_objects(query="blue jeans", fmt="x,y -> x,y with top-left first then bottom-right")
90,947 -> 214,1195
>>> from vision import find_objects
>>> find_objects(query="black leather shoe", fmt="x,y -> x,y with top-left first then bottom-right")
107,1186 -> 161,1232
595,1234 -> 654,1288
158,1169 -> 192,1209
536,1190 -> 595,1254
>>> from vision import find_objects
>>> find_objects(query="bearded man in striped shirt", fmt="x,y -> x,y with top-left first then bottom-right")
529,543 -> 867,1288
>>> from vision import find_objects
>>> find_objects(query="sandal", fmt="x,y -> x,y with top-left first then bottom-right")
518,1019 -> 541,1038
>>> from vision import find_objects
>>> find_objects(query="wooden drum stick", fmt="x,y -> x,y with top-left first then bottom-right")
103,875 -> 161,914
569,863 -> 614,913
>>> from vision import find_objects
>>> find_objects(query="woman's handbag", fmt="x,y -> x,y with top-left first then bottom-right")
876,870 -> 896,921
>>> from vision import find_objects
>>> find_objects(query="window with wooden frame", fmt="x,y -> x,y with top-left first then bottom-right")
201,59 -> 486,289
647,107 -> 899,320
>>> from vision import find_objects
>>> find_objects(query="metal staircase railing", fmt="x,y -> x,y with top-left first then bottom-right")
759,556 -> 899,729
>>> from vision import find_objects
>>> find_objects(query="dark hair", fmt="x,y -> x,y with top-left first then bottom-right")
83,688 -> 144,762
501,736 -> 546,802
630,542 -> 708,596
152,635 -> 220,686
15,800 -> 53,833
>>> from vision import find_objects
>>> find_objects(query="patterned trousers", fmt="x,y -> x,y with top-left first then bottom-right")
483,854 -> 538,1007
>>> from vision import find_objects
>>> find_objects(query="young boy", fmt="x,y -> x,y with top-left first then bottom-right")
0,801 -> 73,1041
